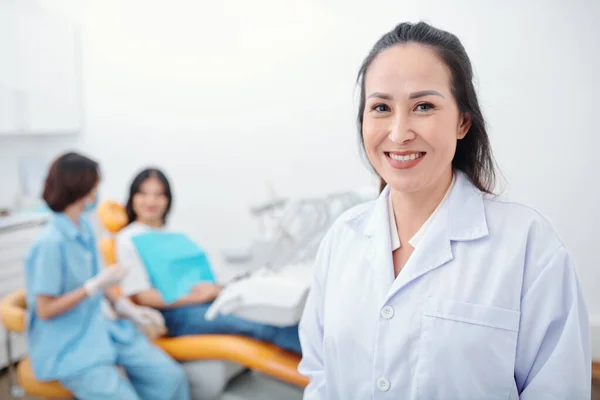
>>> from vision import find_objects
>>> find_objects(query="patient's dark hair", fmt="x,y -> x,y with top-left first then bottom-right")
356,21 -> 496,193
43,152 -> 100,212
125,168 -> 172,224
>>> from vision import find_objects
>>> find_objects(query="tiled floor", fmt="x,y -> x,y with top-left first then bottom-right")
0,369 -> 598,399
0,369 -> 40,400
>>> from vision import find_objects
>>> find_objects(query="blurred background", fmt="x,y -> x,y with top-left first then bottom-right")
0,0 -> 599,398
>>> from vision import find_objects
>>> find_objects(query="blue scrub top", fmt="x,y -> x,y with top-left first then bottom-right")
24,213 -> 136,381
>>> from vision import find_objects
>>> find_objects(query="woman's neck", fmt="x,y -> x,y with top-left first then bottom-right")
63,204 -> 83,226
136,218 -> 164,228
390,170 -> 453,245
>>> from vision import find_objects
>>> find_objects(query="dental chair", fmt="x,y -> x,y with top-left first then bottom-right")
0,201 -> 309,400
209,191 -> 373,326
97,201 -> 308,398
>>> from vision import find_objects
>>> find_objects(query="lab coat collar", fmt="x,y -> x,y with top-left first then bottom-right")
388,173 -> 456,250
345,170 -> 489,303
349,170 -> 488,243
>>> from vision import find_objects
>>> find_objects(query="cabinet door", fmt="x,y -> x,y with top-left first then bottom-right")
0,224 -> 45,368
0,329 -> 27,369
0,262 -> 28,369
0,9 -> 81,135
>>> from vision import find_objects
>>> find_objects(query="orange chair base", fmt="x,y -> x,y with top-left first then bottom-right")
154,335 -> 308,387
12,336 -> 307,399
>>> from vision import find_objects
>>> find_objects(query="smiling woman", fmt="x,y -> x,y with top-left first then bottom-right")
357,26 -> 495,197
297,21 -> 591,399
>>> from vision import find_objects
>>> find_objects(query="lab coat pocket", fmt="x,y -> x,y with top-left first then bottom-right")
416,297 -> 520,400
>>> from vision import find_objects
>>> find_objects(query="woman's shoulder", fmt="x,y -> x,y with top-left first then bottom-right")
116,222 -> 152,242
33,214 -> 72,243
332,199 -> 375,228
318,199 -> 377,247
483,193 -> 560,229
35,218 -> 67,246
482,193 -> 566,253
24,222 -> 65,264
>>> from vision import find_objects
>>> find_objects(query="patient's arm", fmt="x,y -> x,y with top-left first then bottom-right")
132,284 -> 221,309
116,232 -> 221,309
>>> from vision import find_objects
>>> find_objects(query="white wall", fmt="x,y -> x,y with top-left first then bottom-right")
0,135 -> 78,209
3,0 -> 599,354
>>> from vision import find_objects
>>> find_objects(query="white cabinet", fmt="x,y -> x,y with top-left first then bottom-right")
0,214 -> 48,369
0,9 -> 81,135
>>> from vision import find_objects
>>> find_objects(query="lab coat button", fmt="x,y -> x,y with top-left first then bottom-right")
377,377 -> 390,391
380,305 -> 394,319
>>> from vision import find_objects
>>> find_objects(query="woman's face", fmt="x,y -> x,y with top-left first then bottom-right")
362,43 -> 471,194
132,176 -> 169,224
83,183 -> 99,209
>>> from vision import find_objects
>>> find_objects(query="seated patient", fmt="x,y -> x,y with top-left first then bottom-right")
116,168 -> 302,354
25,152 -> 189,400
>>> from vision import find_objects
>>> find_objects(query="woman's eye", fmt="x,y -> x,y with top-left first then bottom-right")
372,104 -> 390,113
415,103 -> 434,112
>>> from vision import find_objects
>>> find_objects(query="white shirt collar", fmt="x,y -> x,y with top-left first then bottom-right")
388,174 -> 456,251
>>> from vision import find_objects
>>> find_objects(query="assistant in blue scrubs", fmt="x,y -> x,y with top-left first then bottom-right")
24,152 -> 190,400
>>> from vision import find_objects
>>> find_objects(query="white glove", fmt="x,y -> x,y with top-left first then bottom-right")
101,298 -> 118,320
84,264 -> 128,296
115,298 -> 167,339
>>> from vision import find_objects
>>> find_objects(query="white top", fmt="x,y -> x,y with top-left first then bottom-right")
298,171 -> 590,399
116,222 -> 165,297
388,174 -> 455,251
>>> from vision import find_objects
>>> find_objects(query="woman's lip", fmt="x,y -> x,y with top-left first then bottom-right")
385,152 -> 425,169
386,150 -> 426,156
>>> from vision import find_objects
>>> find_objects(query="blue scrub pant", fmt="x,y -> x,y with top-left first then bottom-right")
161,303 -> 302,354
61,333 -> 190,400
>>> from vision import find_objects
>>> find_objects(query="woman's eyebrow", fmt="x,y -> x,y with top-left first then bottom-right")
367,92 -> 393,100
409,90 -> 445,99
367,90 -> 445,100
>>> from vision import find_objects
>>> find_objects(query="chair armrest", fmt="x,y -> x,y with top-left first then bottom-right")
0,289 -> 27,333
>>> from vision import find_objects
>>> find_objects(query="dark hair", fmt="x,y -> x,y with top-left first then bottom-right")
125,168 -> 173,224
43,151 -> 100,212
357,21 -> 496,193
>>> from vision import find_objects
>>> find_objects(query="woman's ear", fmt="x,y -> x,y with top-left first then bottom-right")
457,112 -> 472,140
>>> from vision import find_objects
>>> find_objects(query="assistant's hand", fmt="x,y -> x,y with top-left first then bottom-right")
115,297 -> 167,339
84,264 -> 128,296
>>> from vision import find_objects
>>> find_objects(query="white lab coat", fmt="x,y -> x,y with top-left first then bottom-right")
298,171 -> 591,399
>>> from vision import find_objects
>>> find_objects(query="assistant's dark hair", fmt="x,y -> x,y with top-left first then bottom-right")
357,21 -> 496,193
125,168 -> 172,224
43,152 -> 100,212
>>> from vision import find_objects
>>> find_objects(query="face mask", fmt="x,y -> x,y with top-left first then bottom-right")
84,195 -> 99,212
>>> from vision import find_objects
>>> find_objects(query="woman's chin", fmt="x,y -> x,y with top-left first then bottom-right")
386,175 -> 426,194
139,214 -> 163,225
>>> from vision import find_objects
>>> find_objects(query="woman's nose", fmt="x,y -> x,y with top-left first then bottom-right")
388,115 -> 416,144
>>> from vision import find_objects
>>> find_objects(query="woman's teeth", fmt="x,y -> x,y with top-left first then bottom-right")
388,152 -> 424,162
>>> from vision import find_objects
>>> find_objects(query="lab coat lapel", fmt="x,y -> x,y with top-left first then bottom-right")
354,171 -> 490,304
386,202 -> 453,300
362,186 -> 396,304
390,172 -> 489,301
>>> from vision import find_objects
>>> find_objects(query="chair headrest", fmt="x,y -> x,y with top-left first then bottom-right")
98,200 -> 128,234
